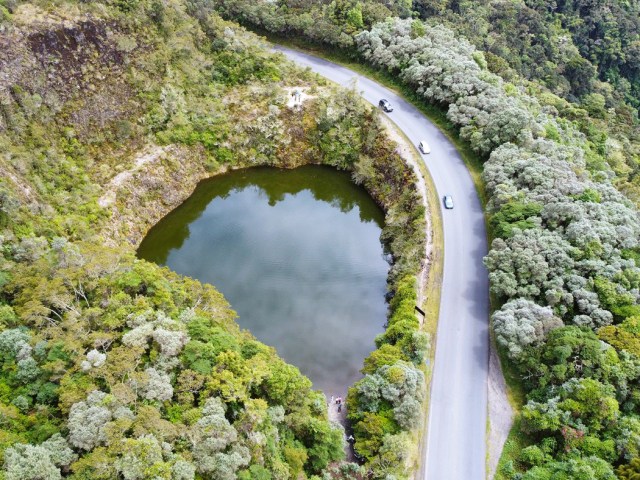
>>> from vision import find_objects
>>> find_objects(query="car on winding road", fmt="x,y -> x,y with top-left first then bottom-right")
418,140 -> 431,154
443,195 -> 454,209
378,98 -> 393,112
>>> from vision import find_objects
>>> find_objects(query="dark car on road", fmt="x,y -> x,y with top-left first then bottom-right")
379,99 -> 393,112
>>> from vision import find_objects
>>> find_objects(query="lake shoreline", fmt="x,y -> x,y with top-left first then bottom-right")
137,165 -> 389,395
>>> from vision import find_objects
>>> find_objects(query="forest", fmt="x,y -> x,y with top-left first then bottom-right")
2,0 -> 640,478
210,1 -> 640,479
0,0 -> 428,478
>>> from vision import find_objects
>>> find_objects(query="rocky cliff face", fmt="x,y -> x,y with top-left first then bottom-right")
0,10 -> 139,135
0,6 -> 149,226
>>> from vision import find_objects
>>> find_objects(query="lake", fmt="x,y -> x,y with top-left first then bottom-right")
137,165 -> 388,395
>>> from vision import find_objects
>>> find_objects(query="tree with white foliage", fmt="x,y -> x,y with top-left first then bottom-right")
4,434 -> 75,480
492,299 -> 564,360
352,361 -> 425,429
140,367 -> 174,401
448,90 -> 537,155
122,322 -> 155,349
483,141 -> 588,210
15,356 -> 40,383
16,342 -> 32,361
123,310 -> 189,358
4,444 -> 61,480
171,459 -> 196,480
152,328 -> 189,357
81,349 -> 107,371
484,228 -> 577,303
192,398 -> 237,450
40,434 -> 76,467
190,398 -> 250,478
392,396 -> 422,429
0,328 -> 30,358
68,391 -> 113,450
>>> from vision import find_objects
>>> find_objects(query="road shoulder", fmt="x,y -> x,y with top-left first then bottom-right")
488,338 -> 514,479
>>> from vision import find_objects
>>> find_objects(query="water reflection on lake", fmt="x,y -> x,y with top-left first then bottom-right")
137,165 -> 388,394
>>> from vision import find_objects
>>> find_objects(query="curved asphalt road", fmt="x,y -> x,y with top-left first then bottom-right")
276,47 -> 490,479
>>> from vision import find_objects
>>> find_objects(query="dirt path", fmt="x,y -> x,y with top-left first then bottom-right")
326,393 -> 355,462
98,145 -> 169,208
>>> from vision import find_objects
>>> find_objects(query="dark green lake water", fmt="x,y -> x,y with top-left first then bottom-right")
137,165 -> 388,394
